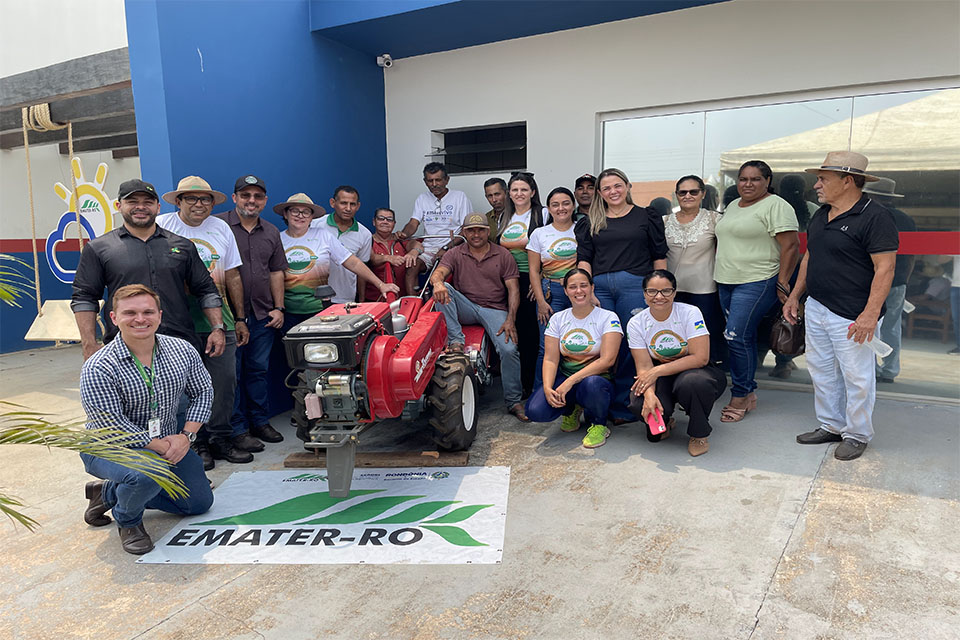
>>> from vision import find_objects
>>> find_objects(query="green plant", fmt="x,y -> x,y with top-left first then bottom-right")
0,254 -> 34,307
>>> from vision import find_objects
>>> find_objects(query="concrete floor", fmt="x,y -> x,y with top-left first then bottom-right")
1,345 -> 958,639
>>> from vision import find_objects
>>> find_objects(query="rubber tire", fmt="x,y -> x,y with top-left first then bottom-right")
427,354 -> 478,451
291,371 -> 313,443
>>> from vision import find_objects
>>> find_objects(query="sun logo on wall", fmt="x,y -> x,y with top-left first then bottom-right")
45,158 -> 118,283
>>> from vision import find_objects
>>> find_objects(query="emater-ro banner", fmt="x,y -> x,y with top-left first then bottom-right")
137,467 -> 510,565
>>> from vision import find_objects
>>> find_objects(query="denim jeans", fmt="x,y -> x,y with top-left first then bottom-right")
594,270 -> 648,420
951,287 -> 960,348
525,373 -> 613,425
438,285 -> 522,406
198,330 -> 237,441
805,297 -> 880,443
231,316 -> 275,434
80,448 -> 213,528
877,285 -> 906,379
718,275 -> 779,397
534,280 -> 572,389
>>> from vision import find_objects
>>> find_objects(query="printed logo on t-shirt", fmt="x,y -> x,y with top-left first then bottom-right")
610,319 -> 622,331
502,221 -> 528,242
561,328 -> 596,354
189,237 -> 220,273
694,320 -> 705,331
285,246 -> 319,274
648,329 -> 688,361
547,237 -> 577,259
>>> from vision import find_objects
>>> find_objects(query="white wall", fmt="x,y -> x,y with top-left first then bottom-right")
0,0 -> 128,77
384,0 -> 960,223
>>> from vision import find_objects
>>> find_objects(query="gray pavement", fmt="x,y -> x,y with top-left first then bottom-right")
1,345 -> 958,639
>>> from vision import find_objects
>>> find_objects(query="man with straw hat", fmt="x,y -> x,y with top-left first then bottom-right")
157,176 -> 252,469
784,151 -> 898,461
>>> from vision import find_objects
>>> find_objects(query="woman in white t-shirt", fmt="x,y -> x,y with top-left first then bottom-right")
627,270 -> 727,457
528,187 -> 579,388
525,268 -> 623,449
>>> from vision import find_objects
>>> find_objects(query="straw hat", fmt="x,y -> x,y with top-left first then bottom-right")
804,151 -> 879,182
162,176 -> 227,205
273,193 -> 326,218
862,177 -> 904,198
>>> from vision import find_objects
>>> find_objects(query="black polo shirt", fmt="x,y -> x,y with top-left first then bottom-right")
71,224 -> 221,351
216,210 -> 288,321
806,195 -> 899,321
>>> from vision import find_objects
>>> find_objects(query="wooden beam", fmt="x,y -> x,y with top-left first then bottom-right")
283,450 -> 470,468
0,87 -> 135,133
112,147 -> 139,159
0,48 -> 130,109
2,113 -> 137,149
58,133 -> 139,154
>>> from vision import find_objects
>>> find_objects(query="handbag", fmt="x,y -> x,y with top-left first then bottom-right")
770,308 -> 805,357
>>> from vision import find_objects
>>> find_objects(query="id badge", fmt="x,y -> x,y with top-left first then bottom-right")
148,417 -> 161,438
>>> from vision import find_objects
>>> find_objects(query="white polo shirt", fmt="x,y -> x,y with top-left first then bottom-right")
311,214 -> 372,303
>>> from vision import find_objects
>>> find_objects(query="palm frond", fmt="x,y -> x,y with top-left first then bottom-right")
0,254 -> 35,308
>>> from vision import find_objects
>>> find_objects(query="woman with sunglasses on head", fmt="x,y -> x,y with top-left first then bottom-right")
576,167 -> 668,422
497,172 -> 549,396
628,269 -> 727,457
713,161 -> 799,422
527,187 -> 579,387
525,268 -> 623,449
664,175 -> 726,368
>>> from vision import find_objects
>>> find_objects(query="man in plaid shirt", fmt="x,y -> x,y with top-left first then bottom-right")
80,284 -> 215,555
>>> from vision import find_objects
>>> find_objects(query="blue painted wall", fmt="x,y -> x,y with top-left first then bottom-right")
0,251 -> 75,353
125,0 -> 389,232
310,0 -> 456,30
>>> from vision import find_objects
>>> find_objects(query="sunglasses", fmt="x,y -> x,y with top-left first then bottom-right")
676,189 -> 702,197
374,216 -> 395,222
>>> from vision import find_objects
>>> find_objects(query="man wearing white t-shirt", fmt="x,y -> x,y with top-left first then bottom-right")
398,162 -> 473,292
311,185 -> 373,303
157,176 -> 253,469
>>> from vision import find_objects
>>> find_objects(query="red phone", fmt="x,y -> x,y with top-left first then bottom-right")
647,409 -> 666,436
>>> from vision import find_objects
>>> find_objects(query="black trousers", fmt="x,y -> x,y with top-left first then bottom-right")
516,271 -> 539,395
629,365 -> 727,438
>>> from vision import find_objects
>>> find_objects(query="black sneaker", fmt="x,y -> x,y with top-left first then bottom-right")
796,427 -> 843,445
250,423 -> 284,443
232,432 -> 265,452
210,437 -> 254,463
835,438 -> 868,461
192,441 -> 214,471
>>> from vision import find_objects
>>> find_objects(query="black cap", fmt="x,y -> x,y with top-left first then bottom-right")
117,179 -> 158,201
575,173 -> 596,188
234,175 -> 267,193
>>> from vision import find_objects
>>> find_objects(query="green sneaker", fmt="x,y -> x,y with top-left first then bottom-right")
560,406 -> 583,432
582,424 -> 610,449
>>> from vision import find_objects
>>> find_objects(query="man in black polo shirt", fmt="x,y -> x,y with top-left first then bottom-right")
784,152 -> 898,461
72,179 -> 224,361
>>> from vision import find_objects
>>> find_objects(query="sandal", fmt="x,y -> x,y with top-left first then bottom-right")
508,403 -> 531,423
720,394 -> 757,423
446,343 -> 465,354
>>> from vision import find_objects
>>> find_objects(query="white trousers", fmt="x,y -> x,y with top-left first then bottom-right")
805,297 -> 882,443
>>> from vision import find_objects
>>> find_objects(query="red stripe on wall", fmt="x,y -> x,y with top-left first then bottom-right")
0,239 -> 85,253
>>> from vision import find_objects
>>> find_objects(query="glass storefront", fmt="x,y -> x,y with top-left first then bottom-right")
602,86 -> 960,399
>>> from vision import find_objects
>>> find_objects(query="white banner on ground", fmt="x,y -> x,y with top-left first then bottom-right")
138,467 -> 510,565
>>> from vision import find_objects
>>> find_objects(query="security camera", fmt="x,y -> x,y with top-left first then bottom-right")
376,54 -> 393,68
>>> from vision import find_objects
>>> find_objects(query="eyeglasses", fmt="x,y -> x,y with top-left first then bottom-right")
286,208 -> 313,218
238,192 -> 266,200
374,216 -> 395,222
643,287 -> 676,298
181,195 -> 214,205
676,189 -> 702,197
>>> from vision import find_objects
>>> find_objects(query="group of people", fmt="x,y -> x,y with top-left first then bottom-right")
73,151 -> 899,554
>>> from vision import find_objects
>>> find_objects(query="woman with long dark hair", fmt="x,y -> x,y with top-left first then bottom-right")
576,167 -> 668,422
714,161 -> 799,421
498,172 -> 548,396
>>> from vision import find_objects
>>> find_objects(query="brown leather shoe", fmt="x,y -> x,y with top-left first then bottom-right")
688,437 -> 709,457
232,432 -> 265,452
83,481 -> 111,527
119,523 -> 154,555
507,403 -> 530,422
250,423 -> 284,443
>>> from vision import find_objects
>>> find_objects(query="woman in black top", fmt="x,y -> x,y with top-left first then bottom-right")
576,167 -> 668,421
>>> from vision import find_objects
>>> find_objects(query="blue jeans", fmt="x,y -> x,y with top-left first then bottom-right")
438,285 -> 522,406
594,270 -> 648,420
877,284 -> 906,379
718,275 -> 779,397
231,316 -> 275,434
525,373 -> 613,425
80,449 -> 213,528
951,287 -> 960,348
534,280 -> 572,388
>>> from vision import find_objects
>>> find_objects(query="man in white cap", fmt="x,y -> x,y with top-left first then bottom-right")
157,176 -> 253,469
784,151 -> 898,461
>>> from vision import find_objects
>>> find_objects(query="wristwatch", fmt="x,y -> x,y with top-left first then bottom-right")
211,323 -> 225,331
182,430 -> 197,443
235,317 -> 247,324
274,306 -> 285,313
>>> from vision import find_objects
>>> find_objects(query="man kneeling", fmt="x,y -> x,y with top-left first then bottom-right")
430,213 -> 529,422
80,284 -> 214,554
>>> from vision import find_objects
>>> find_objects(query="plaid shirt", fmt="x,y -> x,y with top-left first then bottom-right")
80,334 -> 213,448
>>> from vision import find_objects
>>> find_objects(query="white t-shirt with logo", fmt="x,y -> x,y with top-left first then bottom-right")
627,302 -> 709,363
411,189 -> 473,259
280,226 -> 352,314
156,212 -> 242,331
544,306 -> 623,376
526,223 -> 577,282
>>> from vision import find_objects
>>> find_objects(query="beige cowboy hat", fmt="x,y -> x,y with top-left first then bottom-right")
804,151 -> 880,182
862,177 -> 904,198
162,176 -> 227,205
273,193 -> 326,218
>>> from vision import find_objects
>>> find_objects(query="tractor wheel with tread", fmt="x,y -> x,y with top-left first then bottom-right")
427,354 -> 478,451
